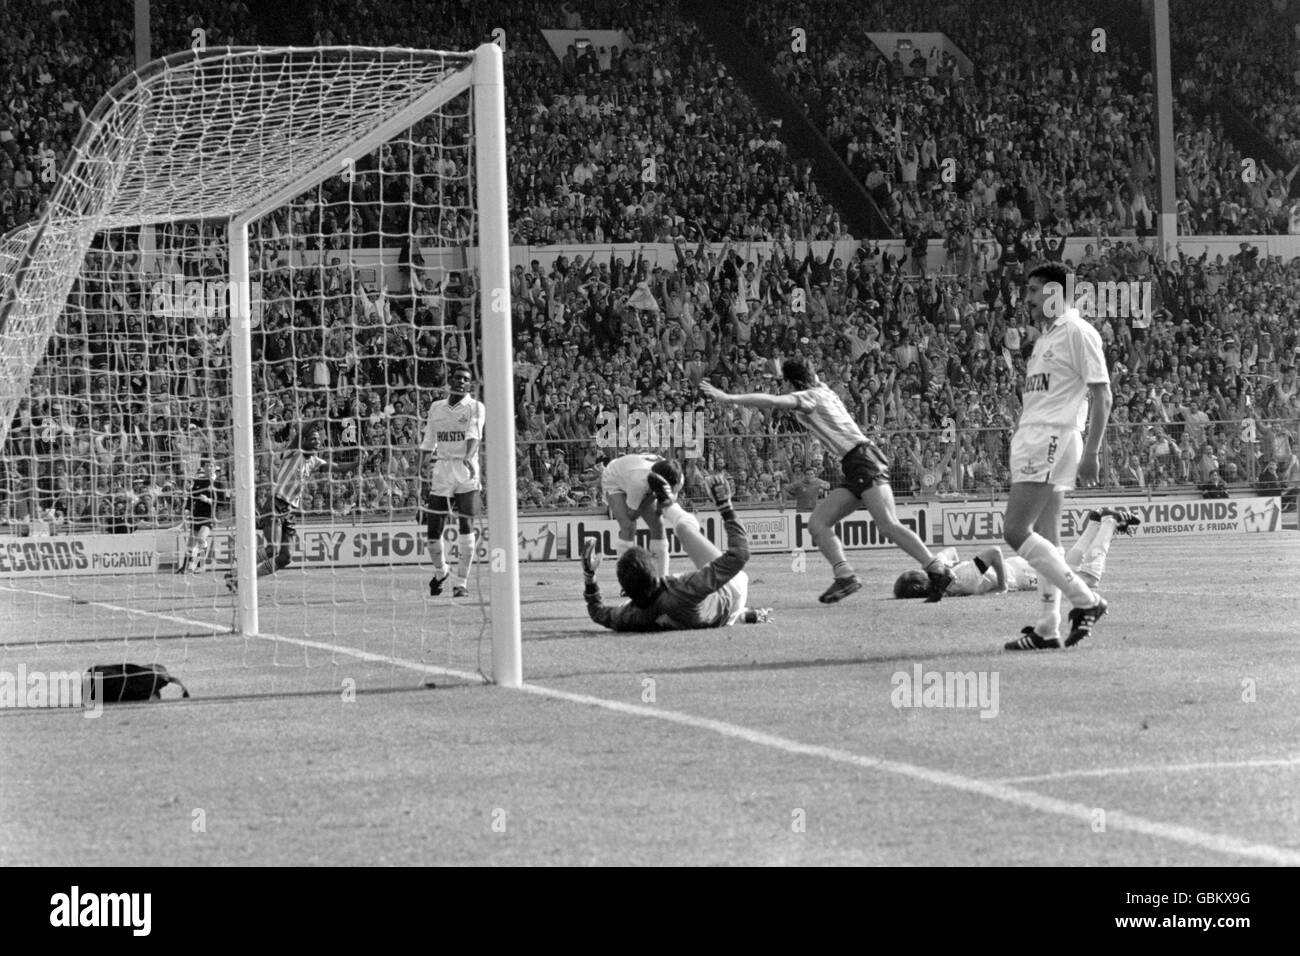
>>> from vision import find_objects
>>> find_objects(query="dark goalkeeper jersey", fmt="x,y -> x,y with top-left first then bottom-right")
585,511 -> 749,631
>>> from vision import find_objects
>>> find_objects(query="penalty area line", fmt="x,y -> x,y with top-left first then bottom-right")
512,682 -> 1300,867
5,583 -> 1296,865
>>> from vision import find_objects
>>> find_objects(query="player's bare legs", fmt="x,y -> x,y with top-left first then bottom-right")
858,482 -> 953,602
1029,488 -> 1064,642
807,488 -> 863,603
451,491 -> 478,597
178,524 -> 212,574
608,491 -> 637,562
636,497 -> 671,577
1005,482 -> 1101,649
859,482 -> 940,562
255,514 -> 290,577
424,505 -> 451,596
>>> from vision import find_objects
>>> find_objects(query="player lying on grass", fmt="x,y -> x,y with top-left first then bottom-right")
582,473 -> 772,631
893,507 -> 1140,601
600,453 -> 684,576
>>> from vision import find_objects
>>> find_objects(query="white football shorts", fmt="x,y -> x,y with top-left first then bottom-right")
430,458 -> 479,497
1009,425 -> 1082,491
600,455 -> 656,510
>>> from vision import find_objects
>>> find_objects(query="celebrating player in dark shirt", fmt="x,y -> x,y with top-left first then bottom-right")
176,460 -> 227,574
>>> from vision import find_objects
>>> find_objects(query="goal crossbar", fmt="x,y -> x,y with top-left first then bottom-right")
0,44 -> 521,685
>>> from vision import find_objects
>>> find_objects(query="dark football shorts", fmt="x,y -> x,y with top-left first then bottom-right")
840,442 -> 892,497
424,490 -> 481,527
257,497 -> 297,542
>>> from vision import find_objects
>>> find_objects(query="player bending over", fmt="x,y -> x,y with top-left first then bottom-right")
701,359 -> 953,604
600,453 -> 684,577
894,507 -> 1140,599
177,460 -> 226,574
419,366 -> 486,598
582,474 -> 772,631
225,425 -> 332,592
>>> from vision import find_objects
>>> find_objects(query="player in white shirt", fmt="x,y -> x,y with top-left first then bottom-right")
894,508 -> 1139,599
1003,264 -> 1113,650
418,367 -> 486,598
600,453 -> 684,577
702,359 -> 954,604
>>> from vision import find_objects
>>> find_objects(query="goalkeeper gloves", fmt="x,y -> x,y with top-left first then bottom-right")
581,540 -> 602,580
708,475 -> 734,514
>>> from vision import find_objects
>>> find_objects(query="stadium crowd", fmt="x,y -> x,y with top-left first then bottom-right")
2,0 -> 1300,531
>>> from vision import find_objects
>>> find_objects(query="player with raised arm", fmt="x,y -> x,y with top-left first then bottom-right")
1002,263 -> 1114,650
224,424 -> 330,592
894,507 -> 1139,599
600,452 -> 684,577
701,360 -> 953,604
176,460 -> 227,574
419,366 -> 485,598
582,473 -> 772,631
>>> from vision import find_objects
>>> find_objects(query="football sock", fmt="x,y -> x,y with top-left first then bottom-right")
1018,533 -> 1097,609
255,557 -> 276,577
1075,518 -> 1115,587
819,529 -> 852,577
430,534 -> 449,578
1065,521 -> 1100,571
649,538 -> 670,577
456,530 -> 477,585
1036,558 -> 1062,640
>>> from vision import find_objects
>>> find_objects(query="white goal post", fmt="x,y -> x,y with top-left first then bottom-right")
0,44 -> 521,686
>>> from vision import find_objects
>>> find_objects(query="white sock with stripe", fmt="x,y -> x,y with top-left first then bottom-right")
1018,533 -> 1098,609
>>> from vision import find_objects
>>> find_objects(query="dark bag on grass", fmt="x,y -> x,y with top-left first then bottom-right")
86,663 -> 191,703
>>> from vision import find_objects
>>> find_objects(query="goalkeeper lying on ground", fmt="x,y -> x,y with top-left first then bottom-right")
582,474 -> 773,630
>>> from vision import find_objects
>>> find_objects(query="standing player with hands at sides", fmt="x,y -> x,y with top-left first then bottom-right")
225,425 -> 332,592
701,359 -> 953,604
1003,263 -> 1113,650
419,366 -> 486,598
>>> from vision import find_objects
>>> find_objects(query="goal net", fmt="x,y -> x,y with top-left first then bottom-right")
0,45 -> 521,702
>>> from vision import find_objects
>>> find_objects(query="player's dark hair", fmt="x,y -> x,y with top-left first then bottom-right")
1027,263 -> 1068,289
295,424 -> 320,449
893,569 -> 930,599
650,458 -> 682,492
781,359 -> 814,389
617,547 -> 660,608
